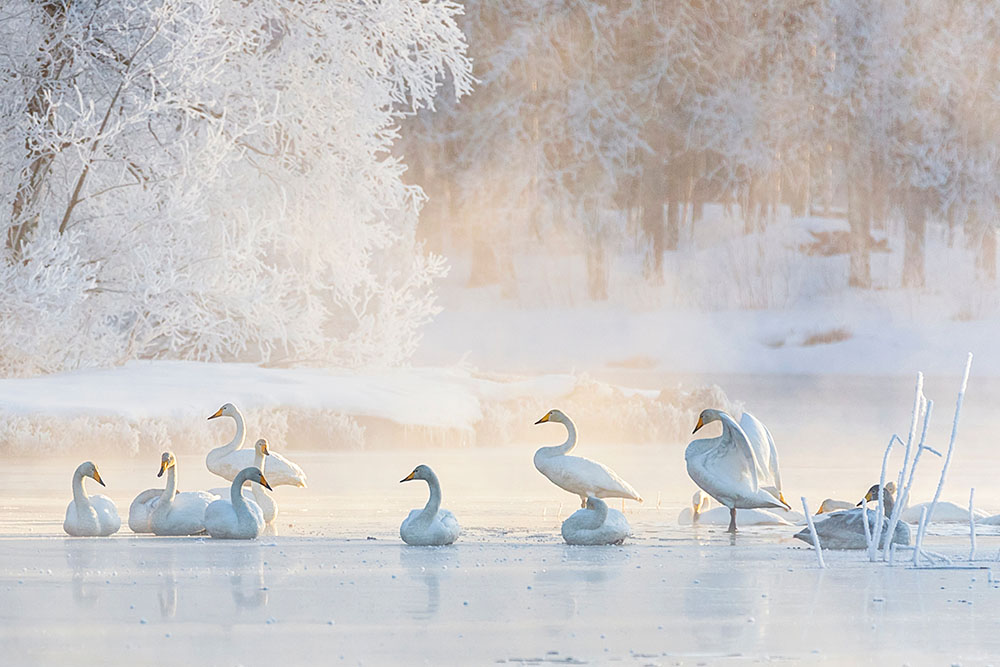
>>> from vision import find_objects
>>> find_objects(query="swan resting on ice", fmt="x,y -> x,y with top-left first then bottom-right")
793,483 -> 911,550
677,490 -> 799,526
686,409 -> 790,532
205,467 -> 271,540
150,452 -> 219,536
533,409 -> 642,508
209,439 -> 277,525
562,495 -> 631,545
399,464 -> 461,546
206,403 -> 307,487
64,461 -> 120,537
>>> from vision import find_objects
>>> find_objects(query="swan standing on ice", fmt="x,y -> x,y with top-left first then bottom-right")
793,483 -> 911,550
562,495 -> 631,545
399,465 -> 461,546
205,467 -> 271,540
206,403 -> 307,488
533,409 -> 642,508
686,409 -> 789,533
677,490 -> 796,526
64,462 -> 120,537
209,439 -> 277,525
150,452 -> 219,536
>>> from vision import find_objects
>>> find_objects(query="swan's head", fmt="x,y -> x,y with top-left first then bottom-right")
79,461 -> 105,487
692,409 -> 724,434
400,464 -> 434,483
534,409 -> 568,425
692,490 -> 710,513
157,452 -> 176,477
816,499 -> 838,514
255,439 -> 270,456
858,482 -> 896,506
208,403 -> 238,420
244,466 -> 272,490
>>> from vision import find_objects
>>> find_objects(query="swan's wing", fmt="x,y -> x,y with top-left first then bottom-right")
213,449 -> 307,487
739,412 -> 780,491
547,456 -> 642,501
719,414 -> 760,493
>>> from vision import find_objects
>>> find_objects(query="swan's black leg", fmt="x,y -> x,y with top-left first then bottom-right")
727,507 -> 737,533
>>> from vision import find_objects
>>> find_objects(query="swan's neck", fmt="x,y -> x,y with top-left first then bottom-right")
538,417 -> 577,457
71,468 -> 90,507
251,450 -> 271,510
217,411 -> 246,456
419,471 -> 443,521
587,499 -> 608,528
231,470 -> 252,516
161,465 -> 178,504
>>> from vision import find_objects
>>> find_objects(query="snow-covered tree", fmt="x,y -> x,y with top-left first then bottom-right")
0,0 -> 472,375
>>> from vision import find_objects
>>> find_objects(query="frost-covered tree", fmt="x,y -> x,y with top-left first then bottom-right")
0,0 -> 472,375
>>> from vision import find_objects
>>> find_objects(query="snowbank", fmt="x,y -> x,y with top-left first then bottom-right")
0,361 -> 734,455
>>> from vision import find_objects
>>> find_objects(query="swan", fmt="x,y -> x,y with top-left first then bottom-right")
206,403 -> 307,488
686,409 -> 789,532
127,488 -> 163,533
399,465 -> 461,546
793,484 -> 911,550
64,461 -> 120,537
816,498 -> 857,514
533,409 -> 642,508
150,452 -> 219,536
209,439 -> 277,524
677,490 -> 796,526
562,495 -> 631,545
204,467 -> 271,540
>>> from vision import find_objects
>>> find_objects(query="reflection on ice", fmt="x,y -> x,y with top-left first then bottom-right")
229,545 -> 268,610
399,547 -> 453,620
65,539 -> 100,607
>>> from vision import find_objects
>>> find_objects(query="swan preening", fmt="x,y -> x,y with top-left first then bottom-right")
399,465 -> 461,546
64,462 -> 120,537
205,467 -> 271,540
686,409 -> 789,533
207,403 -> 307,488
561,495 -> 630,545
794,484 -> 911,550
150,452 -> 219,536
533,409 -> 642,507
677,490 -> 799,526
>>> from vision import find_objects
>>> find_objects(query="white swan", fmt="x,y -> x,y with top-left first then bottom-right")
533,409 -> 642,508
150,452 -> 219,536
127,488 -> 163,534
794,484 -> 911,550
816,498 -> 857,514
686,409 -> 789,532
399,465 -> 461,546
206,403 -> 307,487
562,495 -> 631,545
205,467 -> 271,540
209,439 -> 277,525
64,461 -> 120,537
677,490 -> 797,526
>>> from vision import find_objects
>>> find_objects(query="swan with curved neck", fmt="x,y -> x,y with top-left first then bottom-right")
687,408 -> 789,533
205,467 -> 271,539
561,495 -> 630,545
533,409 -> 642,508
206,403 -> 307,488
64,461 -> 120,536
208,439 -> 276,524
150,452 -> 218,536
794,483 -> 911,549
399,464 -> 461,546
678,489 -> 795,526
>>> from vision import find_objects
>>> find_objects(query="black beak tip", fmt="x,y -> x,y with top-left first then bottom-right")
856,500 -> 863,507
533,418 -> 544,425
157,470 -> 164,478
97,479 -> 106,487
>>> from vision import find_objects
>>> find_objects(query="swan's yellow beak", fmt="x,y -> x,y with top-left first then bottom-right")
157,459 -> 168,477
692,416 -> 705,434
260,441 -> 270,456
259,474 -> 272,491
208,407 -> 223,420
778,492 -> 790,510
92,469 -> 105,487
816,505 -> 826,515
534,412 -> 551,425
400,471 -> 416,483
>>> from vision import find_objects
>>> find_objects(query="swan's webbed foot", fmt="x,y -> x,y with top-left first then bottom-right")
727,507 -> 738,533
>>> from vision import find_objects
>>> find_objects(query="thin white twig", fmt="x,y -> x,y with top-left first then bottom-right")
800,497 -> 826,569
